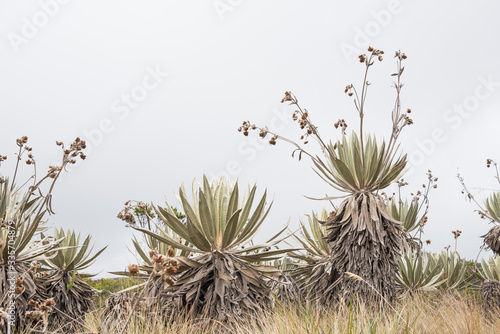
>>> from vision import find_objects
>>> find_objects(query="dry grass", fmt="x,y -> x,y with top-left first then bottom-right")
78,292 -> 500,334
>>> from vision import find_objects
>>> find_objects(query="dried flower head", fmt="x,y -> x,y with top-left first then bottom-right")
38,304 -> 50,311
15,277 -> 25,295
452,230 -> 462,239
128,264 -> 140,277
16,136 -> 28,146
44,298 -> 55,307
281,91 -> 293,103
334,119 -> 348,134
149,249 -> 159,259
164,276 -> 175,287
167,246 -> 175,257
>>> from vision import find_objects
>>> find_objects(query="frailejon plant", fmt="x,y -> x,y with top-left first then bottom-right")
268,257 -> 302,304
116,201 -> 190,280
458,159 -> 500,255
434,250 -> 471,291
113,201 -> 192,313
288,209 -> 339,305
483,192 -> 500,254
126,176 -> 292,320
40,228 -> 106,329
0,136 -> 86,332
386,171 -> 437,252
479,256 -> 500,311
395,251 -> 444,295
480,256 -> 500,281
239,48 -> 413,305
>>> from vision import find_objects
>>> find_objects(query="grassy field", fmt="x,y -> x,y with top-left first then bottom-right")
68,292 -> 499,334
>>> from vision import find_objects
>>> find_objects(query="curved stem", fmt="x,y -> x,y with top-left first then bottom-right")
11,145 -> 23,187
256,126 -> 316,161
359,57 -> 373,168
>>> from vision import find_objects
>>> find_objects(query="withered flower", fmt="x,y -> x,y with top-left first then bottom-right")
128,264 -> 140,277
164,277 -> 175,287
44,298 -> 55,307
281,91 -> 293,103
15,277 -> 25,295
167,246 -> 175,257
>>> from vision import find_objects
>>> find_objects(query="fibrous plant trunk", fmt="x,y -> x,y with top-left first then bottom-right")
158,253 -> 274,320
291,259 -> 340,306
483,225 -> 500,256
0,263 -> 46,330
270,273 -> 302,304
405,237 -> 421,254
42,270 -> 96,330
482,279 -> 500,313
322,192 -> 406,306
104,291 -> 149,329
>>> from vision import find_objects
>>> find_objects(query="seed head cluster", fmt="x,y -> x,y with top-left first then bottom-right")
334,119 -> 348,134
61,137 -> 87,165
117,201 -> 138,224
239,120 -> 279,145
128,264 -> 140,277
149,248 -> 180,288
15,277 -> 25,295
452,230 -> 463,239
26,298 -> 56,328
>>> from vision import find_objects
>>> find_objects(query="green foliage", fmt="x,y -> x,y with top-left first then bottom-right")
0,180 -> 62,264
291,209 -> 330,259
434,250 -> 471,291
395,251 -> 444,294
137,176 -> 290,260
480,256 -> 500,281
134,204 -> 156,219
289,210 -> 338,303
86,277 -> 139,307
0,136 -> 87,331
87,277 -> 139,292
386,198 -> 421,233
314,133 -> 407,195
485,192 -> 500,223
39,228 -> 107,328
42,227 -> 107,273
132,176 -> 293,319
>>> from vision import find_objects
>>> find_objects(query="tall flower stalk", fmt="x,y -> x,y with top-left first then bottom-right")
458,159 -> 500,255
0,136 -> 86,331
239,48 -> 414,305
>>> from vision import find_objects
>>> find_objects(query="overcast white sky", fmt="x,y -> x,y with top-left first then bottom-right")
1,0 -> 500,276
